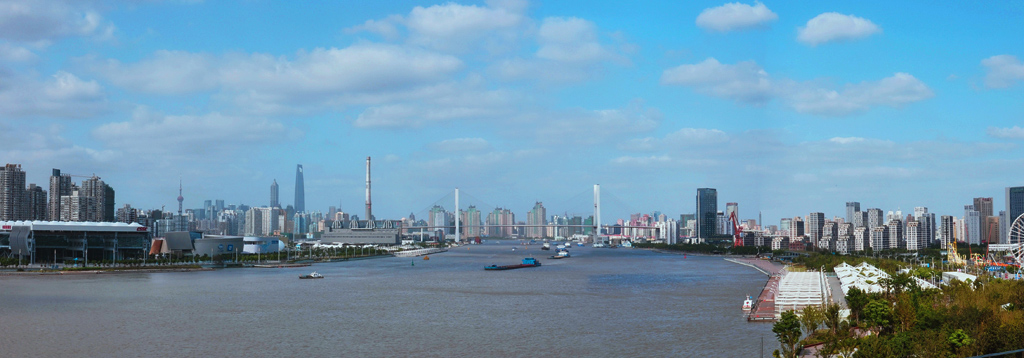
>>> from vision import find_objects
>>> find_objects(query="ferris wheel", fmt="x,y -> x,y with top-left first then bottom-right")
1010,214 -> 1024,266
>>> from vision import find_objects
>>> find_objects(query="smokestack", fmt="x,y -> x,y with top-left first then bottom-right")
365,156 -> 372,222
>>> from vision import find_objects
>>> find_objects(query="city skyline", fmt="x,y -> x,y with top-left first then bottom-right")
1,1 -> 1022,222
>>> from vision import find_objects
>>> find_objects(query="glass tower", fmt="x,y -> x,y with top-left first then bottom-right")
696,188 -> 717,239
295,165 -> 305,213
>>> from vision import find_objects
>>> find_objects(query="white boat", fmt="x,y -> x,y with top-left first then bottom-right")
742,295 -> 753,310
593,243 -> 606,248
300,271 -> 324,279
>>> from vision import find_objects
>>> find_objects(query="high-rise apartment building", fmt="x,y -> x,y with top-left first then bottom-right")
965,205 -> 981,245
461,205 -> 482,237
48,169 -> 72,221
60,189 -> 94,222
1005,187 -> 1024,243
870,225 -> 889,250
940,215 -> 955,247
527,202 -> 546,238
80,176 -> 113,222
696,188 -> 717,239
0,164 -> 27,221
867,208 -> 883,229
270,179 -> 279,208
807,212 -> 825,248
973,197 -> 993,243
905,221 -> 924,251
294,165 -> 305,213
845,202 -> 860,224
26,184 -> 47,220
725,202 -> 738,235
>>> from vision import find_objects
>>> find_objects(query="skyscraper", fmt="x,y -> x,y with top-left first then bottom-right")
270,179 -> 279,208
866,208 -> 883,229
80,176 -> 111,222
295,165 -> 305,213
725,202 -> 738,235
964,205 -> 981,245
696,188 -> 717,239
527,202 -> 546,238
49,168 -> 72,221
26,184 -> 47,221
1005,187 -> 1024,243
974,197 -> 993,243
845,202 -> 860,223
807,212 -> 825,249
0,164 -> 27,221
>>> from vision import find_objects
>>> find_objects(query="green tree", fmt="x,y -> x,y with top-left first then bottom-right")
800,305 -> 823,338
863,300 -> 892,333
773,310 -> 803,358
892,293 -> 916,333
948,329 -> 973,356
823,303 -> 842,335
846,287 -> 869,322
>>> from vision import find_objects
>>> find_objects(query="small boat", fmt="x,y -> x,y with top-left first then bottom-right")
485,257 -> 542,270
550,250 -> 570,259
300,271 -> 324,279
742,295 -> 753,310
423,256 -> 430,260
541,242 -> 551,250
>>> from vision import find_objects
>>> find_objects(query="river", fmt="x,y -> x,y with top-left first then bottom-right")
0,241 -> 775,357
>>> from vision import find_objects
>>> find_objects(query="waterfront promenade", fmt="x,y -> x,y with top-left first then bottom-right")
726,258 -> 786,322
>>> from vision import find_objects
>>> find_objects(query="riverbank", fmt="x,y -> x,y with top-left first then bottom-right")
0,266 -> 212,275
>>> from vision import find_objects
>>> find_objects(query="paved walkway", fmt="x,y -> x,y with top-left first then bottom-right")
828,276 -> 847,308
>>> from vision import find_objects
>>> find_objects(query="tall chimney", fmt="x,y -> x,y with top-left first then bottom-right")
365,156 -> 372,222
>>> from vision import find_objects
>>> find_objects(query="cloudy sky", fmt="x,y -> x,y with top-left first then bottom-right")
1,0 -> 1022,223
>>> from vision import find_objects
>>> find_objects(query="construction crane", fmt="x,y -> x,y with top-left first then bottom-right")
948,224 -> 967,267
729,211 -> 744,247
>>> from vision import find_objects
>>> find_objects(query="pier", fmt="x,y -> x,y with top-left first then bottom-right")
725,258 -> 786,322
393,248 -> 447,257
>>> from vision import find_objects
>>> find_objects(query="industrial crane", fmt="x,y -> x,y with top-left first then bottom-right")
729,211 -> 744,247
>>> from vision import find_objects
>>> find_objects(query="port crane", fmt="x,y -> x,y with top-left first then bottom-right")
729,211 -> 744,247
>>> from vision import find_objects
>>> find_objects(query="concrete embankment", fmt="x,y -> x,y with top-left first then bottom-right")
725,258 -> 786,322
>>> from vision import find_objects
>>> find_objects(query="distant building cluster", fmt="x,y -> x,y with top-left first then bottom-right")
0,165 -> 115,223
687,186 -> 1024,254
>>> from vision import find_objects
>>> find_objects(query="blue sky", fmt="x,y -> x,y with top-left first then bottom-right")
1,0 -> 1023,223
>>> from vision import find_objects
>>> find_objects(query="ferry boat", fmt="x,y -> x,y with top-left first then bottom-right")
541,242 -> 551,250
742,295 -> 753,310
299,271 -> 324,279
549,250 -> 570,259
484,257 -> 542,270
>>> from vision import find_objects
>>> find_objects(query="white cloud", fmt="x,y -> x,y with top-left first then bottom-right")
0,0 -> 114,42
660,58 -> 774,103
537,17 -> 608,63
0,42 -> 35,62
987,126 -> 1024,140
405,1 -> 526,53
612,155 -> 671,166
797,12 -> 881,46
0,123 -> 116,171
431,138 -> 492,152
344,16 -> 403,41
981,55 -> 1024,89
346,0 -> 527,54
84,50 -> 218,94
534,101 -> 661,145
84,44 -> 465,114
661,58 -> 932,116
787,72 -> 933,116
352,80 -> 520,128
695,1 -> 777,32
92,107 -> 299,154
0,70 -> 106,118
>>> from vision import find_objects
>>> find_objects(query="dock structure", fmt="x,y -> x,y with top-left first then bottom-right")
748,274 -> 780,321
393,248 -> 447,257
